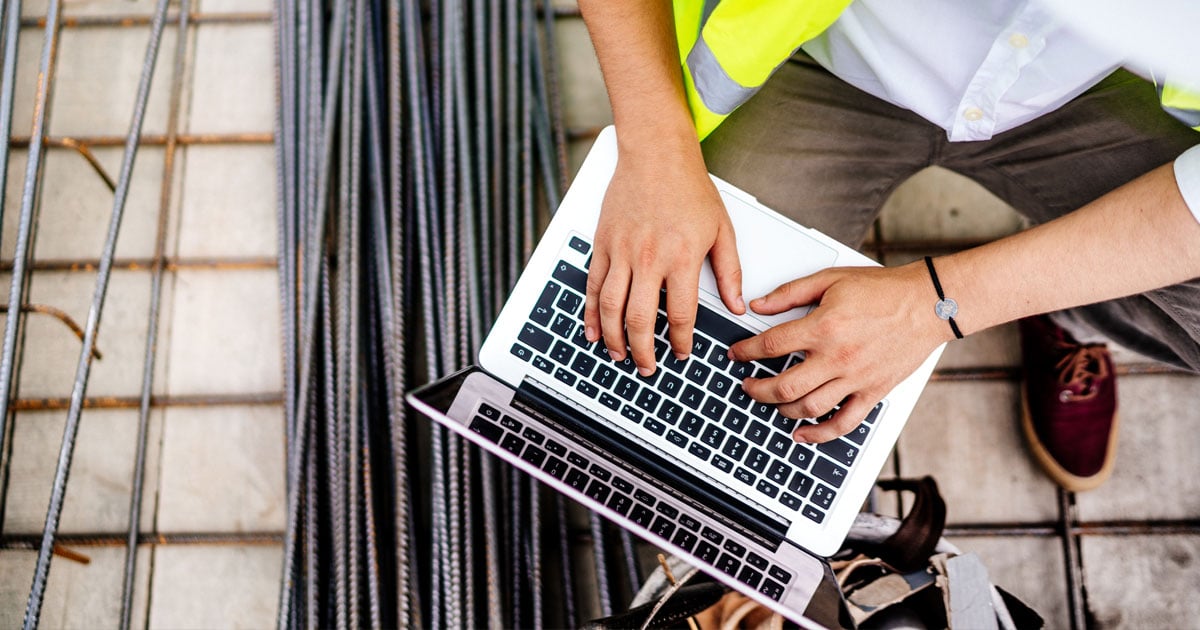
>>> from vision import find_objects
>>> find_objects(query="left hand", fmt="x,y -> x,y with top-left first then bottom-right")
728,262 -> 952,443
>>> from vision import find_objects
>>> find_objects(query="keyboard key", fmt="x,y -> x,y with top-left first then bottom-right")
701,527 -> 724,544
680,385 -> 705,409
723,539 -> 747,556
685,362 -> 711,386
556,290 -> 582,315
768,566 -> 793,584
571,324 -> 591,348
772,414 -> 796,433
745,448 -> 769,473
588,464 -> 612,481
552,260 -> 588,293
688,442 -> 712,461
664,354 -> 688,373
666,430 -> 688,448
531,282 -> 560,326
635,366 -> 659,387
730,361 -> 754,380
701,396 -> 725,422
766,461 -> 792,485
607,493 -> 634,516
621,405 -> 643,423
565,469 -> 588,491
499,415 -> 522,432
585,480 -> 611,502
802,505 -> 826,524
654,312 -> 668,336
788,444 -> 814,470
500,433 -> 526,455
634,489 -> 656,507
571,353 -> 597,378
543,456 -> 568,479
845,422 -> 872,445
715,553 -> 740,576
660,402 -> 684,425
712,455 -> 734,473
636,389 -> 662,413
751,401 -> 775,422
812,484 -> 836,510
695,303 -> 756,347
551,313 -> 575,338
478,403 -> 502,421
510,343 -> 533,362
545,440 -> 567,457
656,503 -> 680,519
550,341 -> 574,365
680,413 -> 705,437
755,479 -> 779,498
599,392 -> 621,411
746,421 -> 770,446
759,579 -> 786,601
680,514 -> 702,531
569,236 -> 591,254
737,565 -> 764,589
696,541 -> 721,563
654,338 -> 670,361
721,436 -> 748,461
707,373 -> 733,398
864,402 -> 884,424
723,410 -> 749,433
567,452 -> 588,467
780,492 -> 802,511
700,424 -> 726,449
708,345 -> 731,371
812,458 -> 849,488
614,376 -> 638,401
788,472 -> 814,498
468,417 -> 503,443
659,373 -> 683,398
554,367 -> 577,387
630,505 -> 655,527
614,355 -> 637,373
651,516 -> 677,540
643,417 -> 667,435
767,433 -> 792,457
817,439 -> 860,467
671,529 -> 699,552
531,356 -> 553,374
576,381 -> 599,399
729,385 -> 753,410
612,477 -> 634,494
594,365 -> 618,389
691,335 -> 712,358
521,427 -> 545,444
733,467 -> 755,486
759,355 -> 788,373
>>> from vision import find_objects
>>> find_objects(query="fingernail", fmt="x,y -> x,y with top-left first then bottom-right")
792,433 -> 809,444
750,297 -> 765,308
673,352 -> 689,361
735,295 -> 745,311
585,326 -> 597,341
608,349 -> 620,361
637,366 -> 654,377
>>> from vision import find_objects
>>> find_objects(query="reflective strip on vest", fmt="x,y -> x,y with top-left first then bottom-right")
674,0 -> 851,140
1160,82 -> 1200,130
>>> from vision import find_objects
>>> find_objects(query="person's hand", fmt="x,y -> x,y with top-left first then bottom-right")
583,144 -> 745,376
728,262 -> 952,443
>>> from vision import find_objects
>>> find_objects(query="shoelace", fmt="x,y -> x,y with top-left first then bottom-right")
1055,342 -> 1109,402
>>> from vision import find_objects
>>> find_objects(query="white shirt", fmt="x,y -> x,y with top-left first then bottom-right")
801,0 -> 1200,222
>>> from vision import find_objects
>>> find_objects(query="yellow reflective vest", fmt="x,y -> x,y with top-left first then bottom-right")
676,1 -> 1200,138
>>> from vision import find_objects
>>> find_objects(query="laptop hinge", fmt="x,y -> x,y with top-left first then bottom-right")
514,378 -> 789,550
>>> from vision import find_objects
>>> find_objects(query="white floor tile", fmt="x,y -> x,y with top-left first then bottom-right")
148,544 -> 281,629
1081,535 -> 1200,628
176,144 -> 277,258
187,23 -> 274,134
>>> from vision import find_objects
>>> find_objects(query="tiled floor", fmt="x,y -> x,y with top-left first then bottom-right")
0,1 -> 280,627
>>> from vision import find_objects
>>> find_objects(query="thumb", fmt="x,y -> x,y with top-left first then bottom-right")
750,269 -> 838,315
710,222 -> 745,315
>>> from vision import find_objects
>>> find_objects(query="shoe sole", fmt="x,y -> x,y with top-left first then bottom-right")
1020,388 -> 1119,493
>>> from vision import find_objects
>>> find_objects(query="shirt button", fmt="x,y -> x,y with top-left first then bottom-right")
1008,32 -> 1029,48
963,107 -> 983,122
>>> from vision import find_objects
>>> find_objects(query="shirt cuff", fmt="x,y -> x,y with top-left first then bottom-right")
1175,144 -> 1200,225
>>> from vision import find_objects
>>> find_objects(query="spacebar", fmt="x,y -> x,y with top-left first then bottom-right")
694,303 -> 756,347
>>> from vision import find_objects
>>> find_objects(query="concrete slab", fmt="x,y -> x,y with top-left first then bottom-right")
1081,535 -> 1200,628
0,546 -> 152,629
946,535 -> 1070,629
164,268 -> 281,395
878,166 -> 1024,244
187,23 -> 274,134
896,381 -> 1060,524
1075,374 -> 1200,522
148,544 -> 282,629
155,405 -> 285,533
175,144 -> 277,258
200,0 -> 272,12
24,0 -> 158,17
2,409 -> 162,535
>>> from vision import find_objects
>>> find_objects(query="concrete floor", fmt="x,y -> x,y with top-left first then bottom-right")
0,1 -> 1196,629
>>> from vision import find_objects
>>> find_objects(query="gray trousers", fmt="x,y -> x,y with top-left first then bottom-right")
701,54 -> 1200,371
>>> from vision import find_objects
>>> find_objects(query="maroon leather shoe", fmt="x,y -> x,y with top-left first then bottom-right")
1018,315 -> 1118,492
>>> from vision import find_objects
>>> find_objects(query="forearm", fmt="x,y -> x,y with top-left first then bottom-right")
578,0 -> 698,154
937,162 -> 1200,335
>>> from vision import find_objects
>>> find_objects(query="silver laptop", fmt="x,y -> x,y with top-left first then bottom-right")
407,126 -> 944,627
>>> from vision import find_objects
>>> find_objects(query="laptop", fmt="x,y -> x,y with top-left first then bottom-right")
407,126 -> 944,627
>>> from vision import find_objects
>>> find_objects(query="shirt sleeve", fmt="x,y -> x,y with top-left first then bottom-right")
1175,144 -> 1200,225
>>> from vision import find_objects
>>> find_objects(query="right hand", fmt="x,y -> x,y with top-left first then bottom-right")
583,140 -> 745,376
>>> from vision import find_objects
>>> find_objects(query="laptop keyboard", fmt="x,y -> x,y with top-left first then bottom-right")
468,402 -> 794,601
510,234 -> 883,526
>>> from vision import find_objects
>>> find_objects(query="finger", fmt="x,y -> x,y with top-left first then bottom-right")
729,320 -> 810,363
710,220 -> 745,315
775,378 -> 849,421
664,265 -> 701,360
793,393 -> 875,444
749,270 -> 837,316
598,264 -> 632,361
625,270 -> 663,375
741,363 -> 828,406
583,252 -> 611,343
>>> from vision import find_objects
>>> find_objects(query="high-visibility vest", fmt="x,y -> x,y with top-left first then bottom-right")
673,0 -> 851,140
676,1 -> 1200,138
